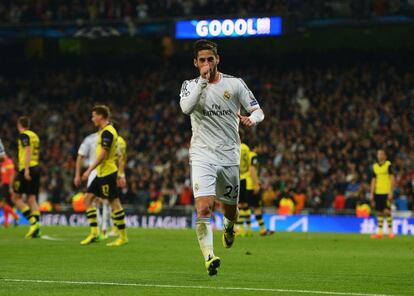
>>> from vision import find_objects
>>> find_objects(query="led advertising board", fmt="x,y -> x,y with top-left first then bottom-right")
175,17 -> 282,39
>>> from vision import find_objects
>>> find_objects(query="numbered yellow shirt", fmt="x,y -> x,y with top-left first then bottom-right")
18,130 -> 40,171
372,160 -> 393,194
246,151 -> 258,190
96,124 -> 118,177
240,143 -> 250,180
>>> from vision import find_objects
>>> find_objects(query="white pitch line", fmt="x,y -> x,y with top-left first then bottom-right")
40,235 -> 65,241
0,278 -> 397,296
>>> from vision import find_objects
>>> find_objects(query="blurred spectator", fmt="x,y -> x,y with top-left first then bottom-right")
276,187 -> 295,215
394,188 -> 409,211
262,184 -> 277,207
345,174 -> 361,199
333,190 -> 346,211
293,190 -> 306,214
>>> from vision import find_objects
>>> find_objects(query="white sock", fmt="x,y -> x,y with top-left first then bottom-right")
195,217 -> 214,261
102,203 -> 110,233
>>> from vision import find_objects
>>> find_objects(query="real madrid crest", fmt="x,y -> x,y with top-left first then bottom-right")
223,90 -> 231,101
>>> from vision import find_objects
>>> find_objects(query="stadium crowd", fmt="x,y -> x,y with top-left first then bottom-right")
1,0 -> 414,25
0,58 -> 413,213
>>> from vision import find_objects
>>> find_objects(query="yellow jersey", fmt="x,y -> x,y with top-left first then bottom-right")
117,136 -> 127,164
96,124 -> 118,177
372,160 -> 393,194
246,151 -> 259,190
18,130 -> 40,171
240,143 -> 250,181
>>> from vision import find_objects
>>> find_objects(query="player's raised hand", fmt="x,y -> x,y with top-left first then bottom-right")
200,64 -> 210,80
237,112 -> 254,127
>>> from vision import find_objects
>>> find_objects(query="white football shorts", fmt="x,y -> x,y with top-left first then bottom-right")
191,162 -> 240,205
87,169 -> 97,188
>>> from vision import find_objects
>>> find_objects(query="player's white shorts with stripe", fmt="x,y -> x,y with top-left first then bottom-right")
87,169 -> 97,188
191,162 -> 239,205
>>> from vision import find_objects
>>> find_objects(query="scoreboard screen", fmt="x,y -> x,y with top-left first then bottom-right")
175,17 -> 282,39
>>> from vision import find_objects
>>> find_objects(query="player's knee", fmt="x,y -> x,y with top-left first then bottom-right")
196,203 -> 212,217
110,198 -> 121,211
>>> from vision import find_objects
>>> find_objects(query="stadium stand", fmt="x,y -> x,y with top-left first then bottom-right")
1,57 -> 413,213
0,0 -> 414,25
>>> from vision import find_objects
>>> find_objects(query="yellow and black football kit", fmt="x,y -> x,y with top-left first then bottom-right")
246,151 -> 261,208
13,130 -> 40,196
87,124 -> 119,201
82,124 -> 128,246
239,143 -> 251,204
372,160 -> 393,211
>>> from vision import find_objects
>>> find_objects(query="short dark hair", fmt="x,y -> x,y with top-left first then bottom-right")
377,149 -> 386,154
92,105 -> 110,119
193,39 -> 218,58
18,116 -> 30,128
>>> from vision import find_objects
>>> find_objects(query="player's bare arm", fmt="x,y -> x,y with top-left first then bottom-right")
74,155 -> 84,187
117,153 -> 126,188
82,149 -> 108,181
388,174 -> 394,200
24,146 -> 31,181
370,177 -> 376,206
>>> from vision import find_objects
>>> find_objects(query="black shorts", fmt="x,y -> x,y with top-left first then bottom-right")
239,179 -> 250,204
1,184 -> 13,204
248,191 -> 262,208
87,172 -> 119,201
13,166 -> 40,196
374,194 -> 390,211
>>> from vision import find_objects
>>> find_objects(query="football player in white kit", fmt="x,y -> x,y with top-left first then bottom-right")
0,138 -> 5,157
180,39 -> 264,276
74,132 -> 111,239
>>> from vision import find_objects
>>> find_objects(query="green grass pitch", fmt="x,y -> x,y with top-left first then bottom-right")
0,227 -> 413,296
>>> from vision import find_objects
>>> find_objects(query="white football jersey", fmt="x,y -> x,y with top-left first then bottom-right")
0,138 -> 4,156
180,73 -> 260,166
78,133 -> 98,167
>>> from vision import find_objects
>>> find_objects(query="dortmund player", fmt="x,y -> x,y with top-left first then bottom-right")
237,142 -> 253,236
237,141 -> 272,236
370,149 -> 395,239
248,144 -> 273,236
80,105 -> 128,246
12,116 -> 41,239
108,134 -> 127,237
117,135 -> 127,189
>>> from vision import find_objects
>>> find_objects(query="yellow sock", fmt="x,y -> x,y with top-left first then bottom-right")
112,209 -> 127,240
245,208 -> 252,230
32,210 -> 40,223
377,214 -> 383,235
386,215 -> 393,233
21,206 -> 37,225
86,207 -> 98,236
237,209 -> 246,232
256,214 -> 266,232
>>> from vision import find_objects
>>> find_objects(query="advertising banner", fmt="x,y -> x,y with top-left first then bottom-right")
176,17 -> 282,39
2,210 -> 413,235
